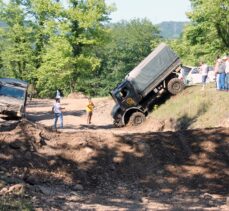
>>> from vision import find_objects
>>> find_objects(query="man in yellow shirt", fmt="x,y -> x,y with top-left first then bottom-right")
86,97 -> 94,124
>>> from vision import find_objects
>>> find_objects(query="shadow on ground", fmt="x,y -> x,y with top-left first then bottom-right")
0,120 -> 228,210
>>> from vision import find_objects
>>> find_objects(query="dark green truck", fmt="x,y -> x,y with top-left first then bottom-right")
110,43 -> 184,126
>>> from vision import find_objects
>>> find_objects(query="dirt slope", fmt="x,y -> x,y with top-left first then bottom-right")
0,95 -> 229,210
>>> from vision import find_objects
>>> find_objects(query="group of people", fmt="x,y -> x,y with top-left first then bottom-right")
200,55 -> 229,91
52,90 -> 95,130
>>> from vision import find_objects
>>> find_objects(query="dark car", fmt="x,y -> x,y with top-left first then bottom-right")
0,78 -> 28,117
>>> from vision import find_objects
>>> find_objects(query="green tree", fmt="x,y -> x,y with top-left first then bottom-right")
0,0 -> 113,97
36,0 -> 112,97
0,0 -> 35,80
89,19 -> 161,96
172,0 -> 229,65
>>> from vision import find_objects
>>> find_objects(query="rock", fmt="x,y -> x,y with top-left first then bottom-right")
137,143 -> 150,154
8,184 -> 25,195
0,187 -> 8,195
38,186 -> 54,195
156,170 -> 164,175
203,193 -> 213,200
19,145 -> 27,152
48,160 -> 56,166
142,197 -> 149,203
110,164 -> 116,171
24,175 -> 38,185
208,200 -> 215,206
24,151 -> 32,160
68,195 -> 79,202
9,141 -> 22,149
0,167 -> 7,172
72,184 -> 84,191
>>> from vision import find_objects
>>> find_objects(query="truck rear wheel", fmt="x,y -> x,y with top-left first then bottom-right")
167,78 -> 184,95
128,112 -> 146,126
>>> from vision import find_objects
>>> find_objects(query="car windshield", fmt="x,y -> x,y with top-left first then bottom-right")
0,85 -> 25,99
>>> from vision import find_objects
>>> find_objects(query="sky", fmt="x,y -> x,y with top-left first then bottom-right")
105,0 -> 191,24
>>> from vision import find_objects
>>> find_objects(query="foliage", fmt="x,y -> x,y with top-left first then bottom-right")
90,19 -> 161,96
0,0 -> 112,97
0,0 -> 35,79
0,0 -> 228,97
170,0 -> 229,66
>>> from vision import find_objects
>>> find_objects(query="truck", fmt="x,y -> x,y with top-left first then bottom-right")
110,43 -> 184,127
0,78 -> 28,118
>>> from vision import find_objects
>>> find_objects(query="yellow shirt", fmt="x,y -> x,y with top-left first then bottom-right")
86,102 -> 94,112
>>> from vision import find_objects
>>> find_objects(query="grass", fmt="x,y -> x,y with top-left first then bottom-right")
150,83 -> 229,129
0,196 -> 33,211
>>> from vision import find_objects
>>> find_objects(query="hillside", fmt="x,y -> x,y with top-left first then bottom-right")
158,21 -> 188,39
150,84 -> 229,129
0,84 -> 228,210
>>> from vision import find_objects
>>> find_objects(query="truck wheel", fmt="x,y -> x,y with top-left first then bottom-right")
128,112 -> 146,126
167,78 -> 184,95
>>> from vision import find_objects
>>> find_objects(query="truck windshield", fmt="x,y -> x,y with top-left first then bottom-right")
0,85 -> 25,99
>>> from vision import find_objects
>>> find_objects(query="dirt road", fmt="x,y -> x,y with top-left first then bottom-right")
0,97 -> 228,210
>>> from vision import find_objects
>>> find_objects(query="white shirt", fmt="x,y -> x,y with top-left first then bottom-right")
53,102 -> 61,113
200,64 -> 208,76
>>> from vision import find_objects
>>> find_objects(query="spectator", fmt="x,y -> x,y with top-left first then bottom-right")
225,56 -> 229,91
218,56 -> 226,90
199,61 -> 209,90
86,97 -> 95,124
56,89 -> 61,99
52,98 -> 64,129
27,84 -> 36,101
214,56 -> 221,90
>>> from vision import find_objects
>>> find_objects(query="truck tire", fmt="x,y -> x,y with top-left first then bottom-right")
167,78 -> 184,95
128,112 -> 146,126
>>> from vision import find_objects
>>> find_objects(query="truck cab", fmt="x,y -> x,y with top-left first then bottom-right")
110,80 -> 147,126
0,78 -> 28,118
110,81 -> 141,109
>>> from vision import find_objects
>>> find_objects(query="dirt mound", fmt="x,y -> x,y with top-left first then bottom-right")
0,119 -> 228,210
67,92 -> 87,99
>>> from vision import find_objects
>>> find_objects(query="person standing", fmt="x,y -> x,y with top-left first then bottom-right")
200,61 -> 209,90
52,98 -> 64,129
56,89 -> 61,99
214,56 -> 221,90
86,97 -> 95,124
225,56 -> 229,91
218,57 -> 226,90
27,84 -> 36,101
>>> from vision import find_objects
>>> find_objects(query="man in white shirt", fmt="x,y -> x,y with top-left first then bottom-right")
52,98 -> 64,129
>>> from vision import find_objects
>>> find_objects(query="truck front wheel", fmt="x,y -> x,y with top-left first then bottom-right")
128,112 -> 146,126
167,78 -> 184,95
